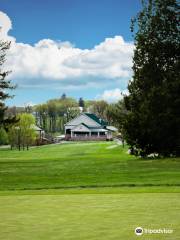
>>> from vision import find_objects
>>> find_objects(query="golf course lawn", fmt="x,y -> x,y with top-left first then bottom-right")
0,189 -> 180,240
0,142 -> 180,239
0,142 -> 180,190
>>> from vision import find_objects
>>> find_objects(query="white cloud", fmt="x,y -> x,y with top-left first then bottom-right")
0,11 -> 134,89
98,88 -> 129,102
0,11 -> 12,36
0,11 -> 15,42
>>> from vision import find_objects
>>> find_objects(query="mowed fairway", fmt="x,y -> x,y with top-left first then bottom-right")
0,142 -> 180,239
0,142 -> 180,190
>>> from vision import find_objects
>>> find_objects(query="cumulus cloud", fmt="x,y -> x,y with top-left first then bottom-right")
98,88 -> 129,102
0,11 -> 12,36
0,11 -> 15,42
0,11 -> 134,89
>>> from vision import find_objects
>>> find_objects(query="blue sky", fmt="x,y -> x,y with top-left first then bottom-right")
0,0 -> 141,106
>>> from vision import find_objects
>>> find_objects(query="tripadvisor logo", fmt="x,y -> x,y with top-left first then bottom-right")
135,227 -> 173,236
135,227 -> 143,236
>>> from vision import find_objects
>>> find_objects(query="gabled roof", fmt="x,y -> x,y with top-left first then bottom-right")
72,123 -> 90,132
65,112 -> 108,127
84,113 -> 108,126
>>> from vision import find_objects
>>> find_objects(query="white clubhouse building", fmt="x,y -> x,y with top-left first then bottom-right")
65,113 -> 117,140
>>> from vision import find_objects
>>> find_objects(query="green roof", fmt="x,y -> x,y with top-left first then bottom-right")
84,113 -> 108,126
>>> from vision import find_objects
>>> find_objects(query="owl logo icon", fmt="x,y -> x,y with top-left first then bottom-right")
135,227 -> 143,236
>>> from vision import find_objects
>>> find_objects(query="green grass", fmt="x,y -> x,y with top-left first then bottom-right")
0,142 -> 180,239
0,191 -> 179,240
0,142 -> 180,190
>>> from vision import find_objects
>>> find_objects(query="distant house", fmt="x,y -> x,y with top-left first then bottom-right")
31,125 -> 45,140
65,113 -> 117,141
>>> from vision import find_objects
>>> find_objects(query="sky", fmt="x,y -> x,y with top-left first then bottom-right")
0,0 -> 141,106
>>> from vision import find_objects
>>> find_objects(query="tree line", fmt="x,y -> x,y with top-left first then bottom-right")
6,95 -> 126,135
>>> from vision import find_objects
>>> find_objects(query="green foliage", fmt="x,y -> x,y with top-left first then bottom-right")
90,100 -> 108,119
124,0 -> 180,156
8,113 -> 36,150
0,127 -> 9,145
19,113 -> 37,148
0,40 -> 17,128
34,97 -> 80,133
106,100 -> 127,130
8,124 -> 19,148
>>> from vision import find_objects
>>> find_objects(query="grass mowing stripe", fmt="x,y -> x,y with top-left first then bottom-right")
0,142 -> 180,191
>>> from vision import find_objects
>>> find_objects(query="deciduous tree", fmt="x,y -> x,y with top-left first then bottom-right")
8,113 -> 36,150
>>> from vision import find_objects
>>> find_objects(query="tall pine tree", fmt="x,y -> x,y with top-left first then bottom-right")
124,0 -> 180,156
79,97 -> 85,108
0,40 -> 16,128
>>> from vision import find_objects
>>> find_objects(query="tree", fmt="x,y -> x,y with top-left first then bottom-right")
47,101 -> 57,132
106,101 -> 127,146
91,100 -> 108,119
0,127 -> 9,145
66,107 -> 80,121
8,124 -> 19,150
79,97 -> 85,108
8,113 -> 36,150
124,0 -> 180,156
61,93 -> 66,100
24,103 -> 32,113
34,97 -> 79,134
0,40 -> 17,129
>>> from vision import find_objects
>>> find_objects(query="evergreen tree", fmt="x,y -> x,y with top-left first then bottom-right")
0,40 -> 16,128
124,0 -> 180,156
79,97 -> 85,108
61,93 -> 66,100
